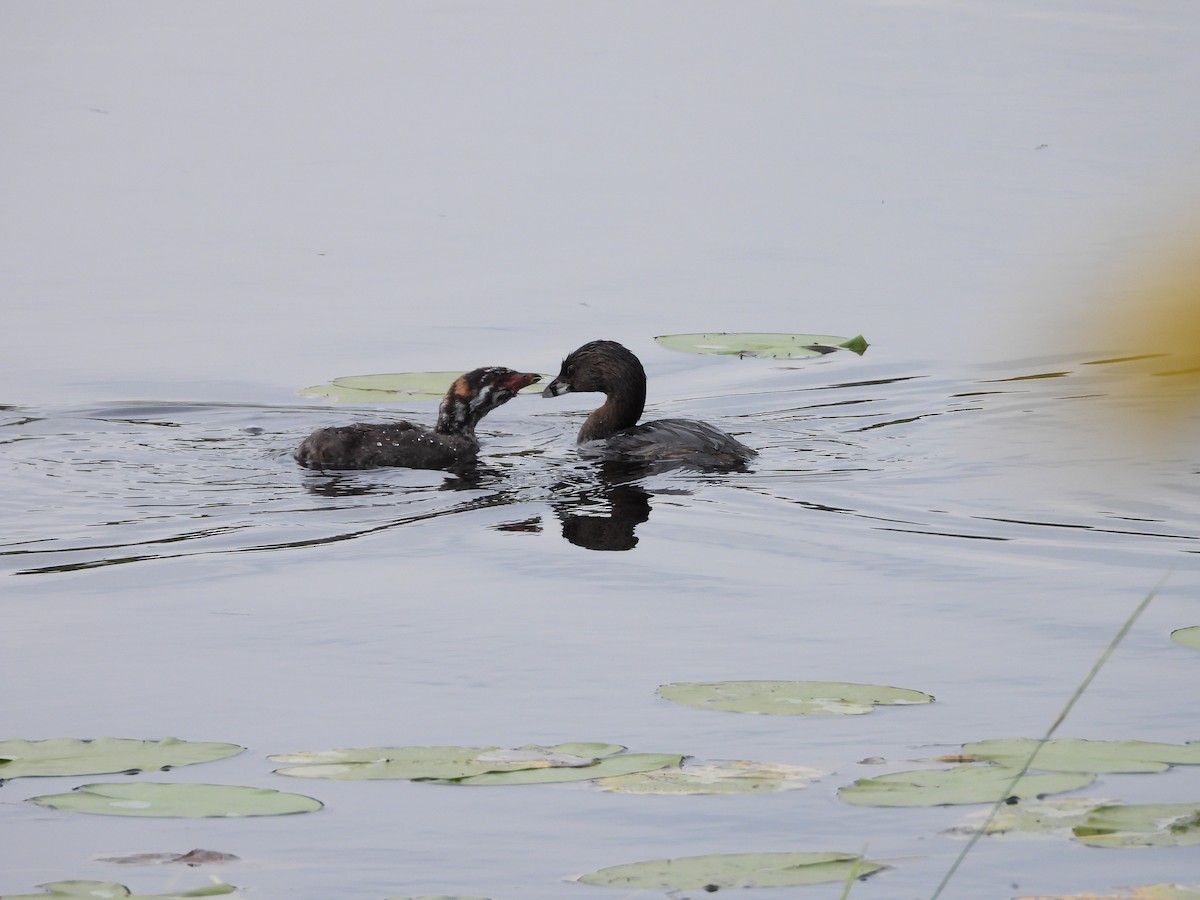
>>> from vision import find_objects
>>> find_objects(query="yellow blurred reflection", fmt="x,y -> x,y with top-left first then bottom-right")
1083,235 -> 1200,440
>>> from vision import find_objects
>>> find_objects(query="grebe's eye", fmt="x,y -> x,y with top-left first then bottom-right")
566,364 -> 576,378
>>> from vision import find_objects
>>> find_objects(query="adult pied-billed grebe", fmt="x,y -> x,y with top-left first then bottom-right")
296,367 -> 540,470
542,340 -> 756,470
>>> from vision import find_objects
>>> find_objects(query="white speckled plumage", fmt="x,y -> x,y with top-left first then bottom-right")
296,367 -> 539,470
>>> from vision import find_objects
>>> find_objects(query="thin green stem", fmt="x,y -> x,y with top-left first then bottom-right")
837,845 -> 868,900
928,571 -> 1170,900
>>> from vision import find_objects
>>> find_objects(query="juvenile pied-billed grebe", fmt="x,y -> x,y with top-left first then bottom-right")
542,340 -> 756,470
296,367 -> 540,470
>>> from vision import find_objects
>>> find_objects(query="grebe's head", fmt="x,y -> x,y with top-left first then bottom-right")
437,367 -> 540,434
541,340 -> 644,398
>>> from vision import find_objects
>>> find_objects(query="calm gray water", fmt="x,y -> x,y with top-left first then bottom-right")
3,349 -> 1199,898
4,2 -> 1200,898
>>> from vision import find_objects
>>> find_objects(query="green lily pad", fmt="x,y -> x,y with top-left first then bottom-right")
271,744 -> 504,780
425,752 -> 684,786
97,850 -> 239,866
575,851 -> 885,889
1016,887 -> 1200,900
1073,803 -> 1200,848
0,881 -> 237,898
962,738 -> 1200,774
530,741 -> 626,758
0,737 -> 243,780
947,798 -> 1107,838
271,743 -> 625,781
654,332 -> 869,359
838,764 -> 1095,807
299,371 -> 543,403
1172,626 -> 1200,651
595,759 -> 824,795
299,371 -> 462,403
29,782 -> 323,818
657,680 -> 933,716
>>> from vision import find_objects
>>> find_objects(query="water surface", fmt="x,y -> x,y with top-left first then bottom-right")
3,350 -> 1198,898
4,1 -> 1200,897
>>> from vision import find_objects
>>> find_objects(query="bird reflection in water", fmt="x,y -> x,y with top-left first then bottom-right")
299,462 -> 511,499
298,459 -> 657,551
551,461 -> 655,551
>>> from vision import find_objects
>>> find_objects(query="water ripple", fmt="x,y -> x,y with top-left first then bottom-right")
2,354 -> 1197,573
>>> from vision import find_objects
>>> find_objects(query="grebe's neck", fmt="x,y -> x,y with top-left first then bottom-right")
435,375 -> 481,436
579,374 -> 645,442
435,396 -> 476,436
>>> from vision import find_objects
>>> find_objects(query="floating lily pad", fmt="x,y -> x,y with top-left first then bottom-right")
426,753 -> 684,786
657,680 -> 933,716
29,782 -> 323,818
838,764 -> 1095,807
575,851 -> 885,889
1016,887 -> 1200,900
962,738 -> 1200,774
0,881 -> 237,898
271,744 -> 507,780
1073,803 -> 1200,848
946,798 -> 1107,838
525,741 -> 626,758
299,371 -> 461,403
299,371 -> 543,404
654,332 -> 869,359
0,737 -> 243,780
271,744 -> 652,787
1172,626 -> 1200,651
595,759 -> 824,795
98,849 -> 240,866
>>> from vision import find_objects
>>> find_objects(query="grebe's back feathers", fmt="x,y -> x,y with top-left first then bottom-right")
582,418 -> 755,469
296,421 -> 477,470
297,367 -> 539,471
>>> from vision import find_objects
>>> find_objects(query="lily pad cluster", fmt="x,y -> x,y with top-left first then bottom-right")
947,797 -> 1103,838
1074,803 -> 1200,848
3,734 -> 844,895
270,745 -> 824,794
841,738 -> 1200,815
3,737 -> 321,821
10,671 -> 1196,896
925,738 -> 1200,850
952,797 -> 1200,850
